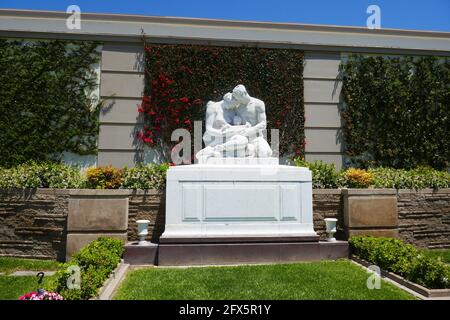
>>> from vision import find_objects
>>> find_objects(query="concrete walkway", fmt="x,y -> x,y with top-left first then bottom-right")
0,271 -> 56,276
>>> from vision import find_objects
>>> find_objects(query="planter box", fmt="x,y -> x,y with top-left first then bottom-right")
66,189 -> 130,260
343,189 -> 399,238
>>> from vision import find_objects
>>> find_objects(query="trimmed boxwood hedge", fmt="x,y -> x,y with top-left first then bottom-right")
49,237 -> 124,300
293,159 -> 450,190
350,236 -> 450,289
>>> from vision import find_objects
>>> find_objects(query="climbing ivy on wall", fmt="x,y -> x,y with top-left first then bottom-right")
138,43 -> 304,161
0,39 -> 101,167
340,55 -> 450,170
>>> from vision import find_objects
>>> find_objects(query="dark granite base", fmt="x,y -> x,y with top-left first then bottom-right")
159,235 -> 320,244
124,242 -> 158,265
158,241 -> 348,266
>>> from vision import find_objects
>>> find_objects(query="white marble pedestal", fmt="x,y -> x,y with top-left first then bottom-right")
157,161 -> 343,265
161,161 -> 318,241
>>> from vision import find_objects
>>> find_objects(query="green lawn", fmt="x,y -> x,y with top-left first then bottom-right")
0,257 -> 61,274
0,275 -> 55,300
114,260 -> 414,300
0,257 -> 60,300
423,249 -> 450,264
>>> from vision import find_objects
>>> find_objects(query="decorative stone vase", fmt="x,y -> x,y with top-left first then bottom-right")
324,218 -> 338,242
136,220 -> 150,245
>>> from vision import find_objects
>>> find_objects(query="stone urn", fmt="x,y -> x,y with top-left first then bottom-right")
324,218 -> 338,242
136,220 -> 150,245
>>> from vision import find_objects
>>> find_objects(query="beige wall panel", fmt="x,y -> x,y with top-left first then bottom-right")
305,104 -> 341,128
97,150 -> 142,167
98,124 -> 140,150
101,44 -> 144,72
304,128 -> 343,153
304,79 -> 341,103
303,52 -> 341,79
100,73 -> 144,98
100,98 -> 143,124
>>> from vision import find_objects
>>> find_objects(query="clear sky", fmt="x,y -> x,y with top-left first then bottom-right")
1,0 -> 450,32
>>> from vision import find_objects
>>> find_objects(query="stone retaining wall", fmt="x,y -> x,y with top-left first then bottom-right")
127,190 -> 165,243
397,189 -> 450,249
1,188 -> 449,261
312,190 -> 344,241
0,189 -> 69,260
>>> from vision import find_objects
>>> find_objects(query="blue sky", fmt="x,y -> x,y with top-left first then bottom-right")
1,0 -> 450,32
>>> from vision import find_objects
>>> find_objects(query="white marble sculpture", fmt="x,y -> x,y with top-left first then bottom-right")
195,85 -> 273,163
161,84 -> 317,243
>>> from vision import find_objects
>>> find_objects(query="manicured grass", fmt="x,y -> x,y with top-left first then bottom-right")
423,249 -> 450,264
0,257 -> 61,274
0,275 -> 55,300
114,260 -> 414,300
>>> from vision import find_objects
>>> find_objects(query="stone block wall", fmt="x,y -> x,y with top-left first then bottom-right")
1,188 -> 449,261
127,190 -> 165,243
312,190 -> 344,240
0,189 -> 69,261
398,189 -> 450,249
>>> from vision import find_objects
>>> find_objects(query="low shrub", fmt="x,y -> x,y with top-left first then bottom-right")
49,237 -> 124,300
350,236 -> 450,289
293,158 -> 339,188
86,166 -> 123,189
0,161 -> 85,189
340,168 -> 374,188
121,163 -> 169,190
369,166 -> 450,189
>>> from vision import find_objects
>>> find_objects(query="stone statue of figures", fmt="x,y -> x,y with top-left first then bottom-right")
196,84 -> 273,162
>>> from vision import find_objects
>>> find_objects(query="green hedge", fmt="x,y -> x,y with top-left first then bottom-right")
0,161 -> 85,189
293,159 -> 450,190
121,163 -> 169,190
1,161 -> 448,190
0,162 -> 169,190
349,236 -> 450,289
0,40 -> 101,167
340,55 -> 450,170
49,237 -> 124,300
293,159 -> 339,188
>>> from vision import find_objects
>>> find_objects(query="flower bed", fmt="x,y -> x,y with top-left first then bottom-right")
20,289 -> 63,300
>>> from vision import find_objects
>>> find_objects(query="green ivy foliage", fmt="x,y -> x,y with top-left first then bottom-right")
340,55 -> 450,170
0,39 -> 101,167
141,43 -> 305,159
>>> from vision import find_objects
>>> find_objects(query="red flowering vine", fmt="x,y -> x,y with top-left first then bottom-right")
138,42 -> 305,160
